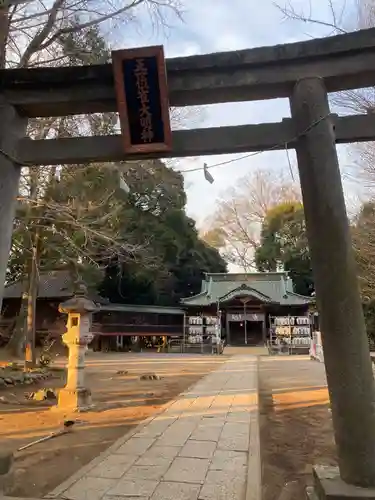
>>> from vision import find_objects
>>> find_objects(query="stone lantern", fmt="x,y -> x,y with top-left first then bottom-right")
57,283 -> 97,412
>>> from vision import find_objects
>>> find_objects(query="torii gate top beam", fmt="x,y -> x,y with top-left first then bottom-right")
2,27 -> 375,117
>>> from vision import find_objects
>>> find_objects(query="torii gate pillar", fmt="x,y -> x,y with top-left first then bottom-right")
0,99 -> 26,311
291,77 -> 375,488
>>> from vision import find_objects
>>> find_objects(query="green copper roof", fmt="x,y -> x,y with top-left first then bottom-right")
181,272 -> 311,307
220,284 -> 274,303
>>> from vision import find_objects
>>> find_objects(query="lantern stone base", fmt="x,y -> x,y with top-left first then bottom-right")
57,387 -> 92,412
307,466 -> 375,500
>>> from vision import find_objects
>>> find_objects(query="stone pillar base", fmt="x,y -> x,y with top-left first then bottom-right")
57,387 -> 92,412
307,465 -> 375,500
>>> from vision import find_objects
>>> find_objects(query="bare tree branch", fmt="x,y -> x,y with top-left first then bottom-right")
201,168 -> 301,270
18,0 -> 65,67
275,0 -> 348,34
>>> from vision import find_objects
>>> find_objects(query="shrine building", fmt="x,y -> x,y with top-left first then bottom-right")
180,272 -> 311,346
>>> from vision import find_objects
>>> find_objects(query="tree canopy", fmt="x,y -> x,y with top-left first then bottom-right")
255,202 -> 314,296
99,165 -> 227,306
9,147 -> 227,306
352,201 -> 375,301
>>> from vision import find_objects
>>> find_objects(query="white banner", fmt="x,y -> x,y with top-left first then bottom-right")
227,313 -> 265,322
310,331 -> 324,362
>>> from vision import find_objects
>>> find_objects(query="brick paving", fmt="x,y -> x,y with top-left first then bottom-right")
46,355 -> 260,500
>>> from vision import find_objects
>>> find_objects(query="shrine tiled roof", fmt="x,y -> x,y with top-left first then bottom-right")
3,270 -> 104,302
181,272 -> 311,307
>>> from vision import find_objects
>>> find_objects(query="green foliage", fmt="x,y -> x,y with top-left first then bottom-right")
59,22 -> 111,65
351,201 -> 375,344
255,202 -> 314,296
99,171 -> 227,306
352,201 -> 375,301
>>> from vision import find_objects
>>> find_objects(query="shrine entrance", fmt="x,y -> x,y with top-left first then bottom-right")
225,299 -> 266,346
227,316 -> 264,346
2,27 -> 375,487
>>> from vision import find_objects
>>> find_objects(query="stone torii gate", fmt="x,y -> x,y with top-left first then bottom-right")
2,27 -> 375,495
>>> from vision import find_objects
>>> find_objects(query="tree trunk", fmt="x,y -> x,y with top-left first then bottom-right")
0,6 -> 9,69
6,277 -> 29,358
24,168 -> 39,368
24,229 -> 40,369
5,168 -> 39,360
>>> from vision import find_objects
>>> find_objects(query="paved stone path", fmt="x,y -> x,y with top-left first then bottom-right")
47,355 -> 260,500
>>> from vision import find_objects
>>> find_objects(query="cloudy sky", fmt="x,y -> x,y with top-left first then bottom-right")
109,0 -> 362,226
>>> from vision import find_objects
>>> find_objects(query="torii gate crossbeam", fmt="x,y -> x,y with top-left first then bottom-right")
3,26 -> 375,116
14,113 -> 375,165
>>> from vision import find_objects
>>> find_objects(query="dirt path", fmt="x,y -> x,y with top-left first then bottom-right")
259,356 -> 337,500
0,352 -> 225,498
